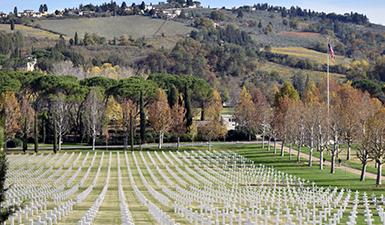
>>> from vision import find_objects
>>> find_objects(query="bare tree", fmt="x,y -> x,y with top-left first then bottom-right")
51,61 -> 86,79
251,88 -> 271,149
51,93 -> 69,152
83,88 -> 104,151
357,132 -> 372,182
367,109 -> 385,185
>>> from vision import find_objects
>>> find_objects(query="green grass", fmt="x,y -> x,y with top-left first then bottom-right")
288,143 -> 380,176
33,16 -> 194,41
0,24 -> 60,39
271,47 -> 350,65
211,143 -> 385,196
259,61 -> 346,80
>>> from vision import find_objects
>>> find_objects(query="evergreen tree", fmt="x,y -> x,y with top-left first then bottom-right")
39,5 -> 44,13
258,20 -> 263,29
184,86 -> 193,130
237,10 -> 244,18
139,1 -> 146,10
74,32 -> 79,45
168,84 -> 179,108
13,7 -> 18,16
186,0 -> 194,6
10,20 -> 15,31
121,1 -> 127,9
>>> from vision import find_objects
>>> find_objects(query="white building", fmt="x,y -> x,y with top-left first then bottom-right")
221,114 -> 236,131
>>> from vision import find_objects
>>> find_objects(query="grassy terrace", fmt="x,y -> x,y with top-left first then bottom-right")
271,47 -> 350,65
284,143 -> 380,176
211,143 -> 385,196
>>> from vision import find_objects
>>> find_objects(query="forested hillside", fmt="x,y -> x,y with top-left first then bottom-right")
1,1 -> 385,103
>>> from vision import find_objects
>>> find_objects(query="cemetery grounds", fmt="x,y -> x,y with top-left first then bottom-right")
4,144 -> 385,225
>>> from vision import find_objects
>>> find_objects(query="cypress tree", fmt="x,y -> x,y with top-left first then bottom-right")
168,84 -> 178,107
10,20 -> 15,31
184,86 -> 193,130
22,118 -> 28,153
74,32 -> 79,45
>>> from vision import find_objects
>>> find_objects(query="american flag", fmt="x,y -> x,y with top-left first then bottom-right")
328,43 -> 336,62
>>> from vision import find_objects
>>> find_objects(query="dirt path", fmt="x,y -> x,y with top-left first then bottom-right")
273,143 -> 379,180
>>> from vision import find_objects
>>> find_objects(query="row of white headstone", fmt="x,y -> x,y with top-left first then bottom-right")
5,149 -> 385,225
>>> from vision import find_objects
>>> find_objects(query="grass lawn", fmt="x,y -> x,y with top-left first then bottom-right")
271,47 -> 350,65
289,143 -> 380,176
212,143 -> 385,196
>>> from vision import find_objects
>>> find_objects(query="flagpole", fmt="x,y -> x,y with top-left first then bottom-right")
327,41 -> 330,118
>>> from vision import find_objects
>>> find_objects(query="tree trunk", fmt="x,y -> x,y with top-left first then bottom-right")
280,140 -> 285,157
58,133 -> 62,152
208,139 -> 211,151
360,162 -> 367,182
297,140 -> 301,163
262,135 -> 265,149
319,149 -> 323,170
130,112 -> 134,151
34,112 -> 38,153
330,153 -> 336,174
309,135 -> 314,167
289,143 -> 292,160
92,133 -> 96,151
123,126 -> 128,151
139,91 -> 145,146
22,117 -> 28,153
200,101 -> 205,121
53,121 -> 57,154
347,141 -> 351,161
377,162 -> 382,186
42,118 -> 46,144
308,147 -> 313,167
177,137 -> 180,150
274,139 -> 277,154
158,131 -> 162,149
267,137 -> 271,151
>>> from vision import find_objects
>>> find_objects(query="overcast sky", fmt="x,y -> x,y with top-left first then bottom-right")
1,0 -> 385,25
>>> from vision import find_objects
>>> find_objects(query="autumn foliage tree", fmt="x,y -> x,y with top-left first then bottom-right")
171,96 -> 186,150
199,90 -> 227,150
148,89 -> 172,149
235,87 -> 258,140
0,92 -> 21,150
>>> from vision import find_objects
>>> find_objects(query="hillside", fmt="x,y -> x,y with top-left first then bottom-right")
2,1 -> 385,104
33,16 -> 194,47
0,24 -> 59,39
271,47 -> 350,65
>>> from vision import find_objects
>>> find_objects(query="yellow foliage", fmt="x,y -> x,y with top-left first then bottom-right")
88,63 -> 122,79
105,97 -> 123,124
206,90 -> 222,120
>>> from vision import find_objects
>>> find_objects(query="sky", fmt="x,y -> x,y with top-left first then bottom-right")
1,0 -> 385,25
